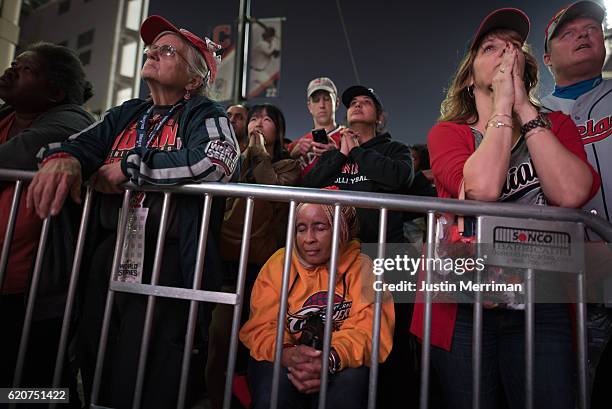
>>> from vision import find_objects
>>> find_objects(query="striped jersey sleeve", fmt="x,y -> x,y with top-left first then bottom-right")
36,109 -> 118,178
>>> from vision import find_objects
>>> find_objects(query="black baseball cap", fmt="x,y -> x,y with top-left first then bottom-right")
341,85 -> 383,109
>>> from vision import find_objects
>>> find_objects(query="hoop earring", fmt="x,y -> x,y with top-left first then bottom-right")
467,85 -> 474,98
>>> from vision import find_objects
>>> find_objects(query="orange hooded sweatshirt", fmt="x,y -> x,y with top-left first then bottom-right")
239,240 -> 394,370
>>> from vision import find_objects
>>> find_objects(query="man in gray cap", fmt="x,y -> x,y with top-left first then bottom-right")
542,1 -> 608,228
289,77 -> 342,177
541,2 -> 611,407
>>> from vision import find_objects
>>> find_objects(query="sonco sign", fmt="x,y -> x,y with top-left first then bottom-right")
493,227 -> 570,248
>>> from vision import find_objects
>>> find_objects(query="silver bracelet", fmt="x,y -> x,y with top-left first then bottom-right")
524,127 -> 547,142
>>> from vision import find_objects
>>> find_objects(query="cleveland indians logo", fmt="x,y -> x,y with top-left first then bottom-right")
499,159 -> 545,203
286,291 -> 352,334
578,115 -> 612,145
105,117 -> 181,164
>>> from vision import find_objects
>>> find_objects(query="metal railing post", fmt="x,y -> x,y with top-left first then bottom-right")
223,197 -> 255,409
51,187 -> 94,392
11,216 -> 51,388
270,200 -> 297,409
132,192 -> 172,409
472,218 -> 483,409
525,268 -> 535,409
91,189 -> 132,405
367,208 -> 387,409
317,204 -> 342,409
177,193 -> 213,409
419,211 -> 436,409
0,180 -> 24,290
577,272 -> 589,409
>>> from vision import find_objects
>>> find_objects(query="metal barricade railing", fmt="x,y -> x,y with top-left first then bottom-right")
2,167 -> 612,409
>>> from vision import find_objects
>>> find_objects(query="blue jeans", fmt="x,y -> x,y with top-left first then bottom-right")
247,358 -> 369,409
431,304 -> 575,409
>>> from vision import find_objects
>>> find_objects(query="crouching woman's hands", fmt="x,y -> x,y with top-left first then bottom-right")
282,345 -> 323,394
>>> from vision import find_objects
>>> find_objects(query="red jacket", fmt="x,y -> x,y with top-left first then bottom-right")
410,111 -> 600,350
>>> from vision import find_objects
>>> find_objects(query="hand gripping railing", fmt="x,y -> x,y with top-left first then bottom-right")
2,167 -> 612,409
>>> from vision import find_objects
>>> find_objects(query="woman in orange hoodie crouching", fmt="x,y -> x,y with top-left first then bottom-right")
239,202 -> 394,409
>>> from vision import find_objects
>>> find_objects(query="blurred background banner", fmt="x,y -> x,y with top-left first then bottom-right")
210,24 -> 235,102
246,17 -> 282,99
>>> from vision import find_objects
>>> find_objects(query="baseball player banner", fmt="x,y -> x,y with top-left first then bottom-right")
210,24 -> 235,102
246,17 -> 282,99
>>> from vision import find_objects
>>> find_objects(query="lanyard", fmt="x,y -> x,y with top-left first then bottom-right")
135,100 -> 185,152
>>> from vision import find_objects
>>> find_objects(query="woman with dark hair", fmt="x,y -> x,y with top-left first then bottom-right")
26,42 -> 94,106
220,103 -> 299,265
0,41 -> 94,389
410,8 -> 599,409
207,104 -> 299,409
240,202 -> 394,409
247,103 -> 288,162
27,15 -> 240,408
220,103 -> 299,264
0,41 -> 94,170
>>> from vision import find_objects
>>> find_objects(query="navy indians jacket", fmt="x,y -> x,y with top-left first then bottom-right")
39,95 -> 240,296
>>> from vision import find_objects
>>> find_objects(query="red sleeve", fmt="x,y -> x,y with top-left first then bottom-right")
548,111 -> 601,204
427,122 -> 475,199
287,133 -> 312,152
329,130 -> 341,147
287,138 -> 298,152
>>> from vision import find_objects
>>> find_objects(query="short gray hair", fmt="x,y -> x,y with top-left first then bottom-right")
153,31 -> 210,96
181,41 -> 210,96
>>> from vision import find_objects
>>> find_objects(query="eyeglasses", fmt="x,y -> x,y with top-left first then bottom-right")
144,44 -> 188,63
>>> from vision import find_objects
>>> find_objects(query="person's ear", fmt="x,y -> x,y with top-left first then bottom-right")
186,75 -> 203,92
49,88 -> 66,104
307,99 -> 314,115
543,53 -> 551,67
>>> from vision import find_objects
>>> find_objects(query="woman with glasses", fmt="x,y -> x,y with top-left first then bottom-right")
27,15 -> 239,408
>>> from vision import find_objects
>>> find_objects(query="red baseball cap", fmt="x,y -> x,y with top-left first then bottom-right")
544,1 -> 605,52
471,8 -> 530,50
141,15 -> 221,84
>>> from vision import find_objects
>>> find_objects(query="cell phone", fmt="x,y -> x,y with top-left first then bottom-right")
312,128 -> 328,144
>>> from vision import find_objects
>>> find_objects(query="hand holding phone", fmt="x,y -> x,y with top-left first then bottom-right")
312,129 -> 328,144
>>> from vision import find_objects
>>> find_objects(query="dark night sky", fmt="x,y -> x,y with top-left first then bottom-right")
148,0 -> 606,146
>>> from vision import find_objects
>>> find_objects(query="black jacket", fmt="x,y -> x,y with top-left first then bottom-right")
303,132 -> 414,243
0,104 -> 95,170
0,104 -> 95,319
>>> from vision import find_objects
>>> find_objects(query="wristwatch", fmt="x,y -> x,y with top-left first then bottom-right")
520,113 -> 551,135
328,348 -> 341,375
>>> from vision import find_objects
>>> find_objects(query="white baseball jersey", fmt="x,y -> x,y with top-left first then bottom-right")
542,78 -> 612,240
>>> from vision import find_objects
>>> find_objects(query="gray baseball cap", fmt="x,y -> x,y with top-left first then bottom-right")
307,77 -> 338,99
544,1 -> 605,52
